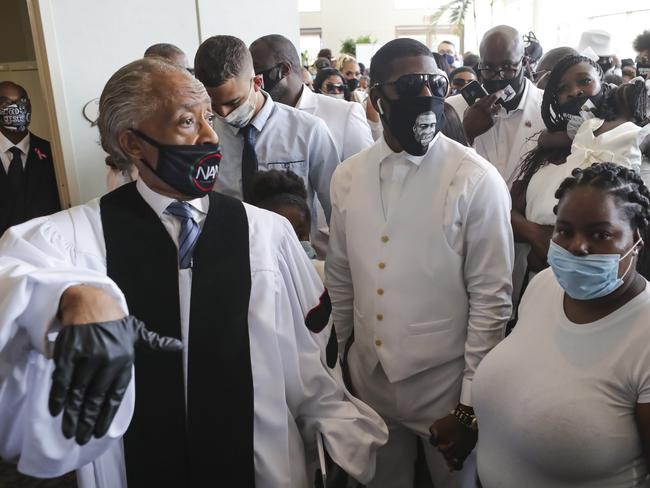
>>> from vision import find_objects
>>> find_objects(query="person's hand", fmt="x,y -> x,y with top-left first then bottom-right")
462,92 -> 501,142
527,224 -> 553,272
429,410 -> 478,471
50,286 -> 183,445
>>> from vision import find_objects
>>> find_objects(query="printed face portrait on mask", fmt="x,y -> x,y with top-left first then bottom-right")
371,54 -> 448,156
412,111 -> 437,148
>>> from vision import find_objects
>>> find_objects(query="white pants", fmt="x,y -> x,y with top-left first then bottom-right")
348,344 -> 477,488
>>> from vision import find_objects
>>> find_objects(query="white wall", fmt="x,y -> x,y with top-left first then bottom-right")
301,0 -> 650,64
38,0 -> 299,205
300,0 -> 444,59
198,0 -> 300,48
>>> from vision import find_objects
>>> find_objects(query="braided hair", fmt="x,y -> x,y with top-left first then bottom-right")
515,55 -> 606,185
554,163 -> 650,230
595,79 -> 649,126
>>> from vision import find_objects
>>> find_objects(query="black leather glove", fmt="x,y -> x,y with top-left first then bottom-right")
48,316 -> 183,445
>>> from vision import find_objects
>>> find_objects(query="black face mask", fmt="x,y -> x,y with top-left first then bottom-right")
347,78 -> 360,92
131,129 -> 222,198
259,65 -> 283,94
378,96 -> 446,156
557,90 -> 604,116
482,67 -> 525,107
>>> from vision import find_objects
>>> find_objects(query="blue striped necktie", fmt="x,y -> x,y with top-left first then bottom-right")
165,201 -> 201,269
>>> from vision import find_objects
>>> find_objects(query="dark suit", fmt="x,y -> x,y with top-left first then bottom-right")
0,132 -> 61,236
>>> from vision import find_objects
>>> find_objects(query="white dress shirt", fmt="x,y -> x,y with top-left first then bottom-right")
0,131 -> 30,173
0,180 -> 388,487
446,78 -> 544,184
296,85 -> 373,161
378,139 -> 427,219
213,91 -> 340,222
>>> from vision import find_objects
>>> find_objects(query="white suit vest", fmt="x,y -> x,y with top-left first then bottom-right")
342,136 -> 471,383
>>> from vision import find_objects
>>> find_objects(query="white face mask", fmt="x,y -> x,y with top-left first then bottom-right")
218,80 -> 257,128
324,93 -> 345,100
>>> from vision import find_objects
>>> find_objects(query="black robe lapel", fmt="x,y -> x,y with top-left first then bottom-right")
100,182 -> 255,487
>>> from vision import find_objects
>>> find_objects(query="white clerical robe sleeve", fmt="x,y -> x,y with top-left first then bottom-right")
0,215 -> 134,478
275,221 -> 387,484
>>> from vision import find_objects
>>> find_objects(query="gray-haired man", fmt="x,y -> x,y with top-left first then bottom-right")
0,57 -> 386,488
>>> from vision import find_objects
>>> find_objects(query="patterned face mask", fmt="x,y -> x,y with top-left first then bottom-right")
0,98 -> 31,132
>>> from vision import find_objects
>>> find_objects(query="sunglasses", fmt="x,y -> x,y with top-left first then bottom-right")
451,78 -> 472,87
325,83 -> 345,94
374,73 -> 449,98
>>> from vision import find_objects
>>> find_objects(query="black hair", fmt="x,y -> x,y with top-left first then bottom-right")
440,40 -> 455,47
516,55 -> 605,185
603,73 -> 623,86
441,102 -> 468,146
595,79 -> 649,126
449,66 -> 476,79
250,35 -> 301,75
144,43 -> 185,59
318,48 -> 333,59
369,38 -> 433,85
463,53 -> 480,69
634,30 -> 650,54
194,35 -> 250,87
248,170 -> 310,227
314,68 -> 347,98
359,62 -> 366,75
554,163 -> 650,233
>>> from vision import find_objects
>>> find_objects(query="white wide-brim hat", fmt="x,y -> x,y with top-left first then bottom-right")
577,29 -> 614,57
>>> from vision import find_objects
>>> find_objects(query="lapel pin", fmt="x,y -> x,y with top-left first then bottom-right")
34,148 -> 47,160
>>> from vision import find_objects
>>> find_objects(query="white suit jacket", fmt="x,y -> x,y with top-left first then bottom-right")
446,78 -> 544,184
326,135 -> 514,405
297,87 -> 373,161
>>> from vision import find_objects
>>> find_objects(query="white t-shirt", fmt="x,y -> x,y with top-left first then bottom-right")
473,268 -> 650,487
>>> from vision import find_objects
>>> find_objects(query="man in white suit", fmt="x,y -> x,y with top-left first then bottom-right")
250,34 -> 373,161
326,38 -> 514,487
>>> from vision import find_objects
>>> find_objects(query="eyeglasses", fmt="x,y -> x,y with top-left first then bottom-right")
477,57 -> 524,80
373,73 -> 449,98
325,83 -> 345,94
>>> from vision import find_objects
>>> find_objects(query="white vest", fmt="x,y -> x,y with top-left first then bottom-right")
342,136 -> 471,383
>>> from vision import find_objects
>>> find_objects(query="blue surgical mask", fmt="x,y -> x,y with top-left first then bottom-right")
301,240 -> 317,259
547,239 -> 641,300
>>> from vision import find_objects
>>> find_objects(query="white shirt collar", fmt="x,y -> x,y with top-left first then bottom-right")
379,132 -> 439,167
296,85 -> 317,111
0,131 -> 30,156
136,178 -> 209,219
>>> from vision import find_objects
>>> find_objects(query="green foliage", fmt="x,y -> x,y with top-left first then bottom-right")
340,35 -> 376,57
430,0 -> 473,29
340,38 -> 357,56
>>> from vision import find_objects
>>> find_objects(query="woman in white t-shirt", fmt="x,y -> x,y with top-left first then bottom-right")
473,163 -> 650,487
